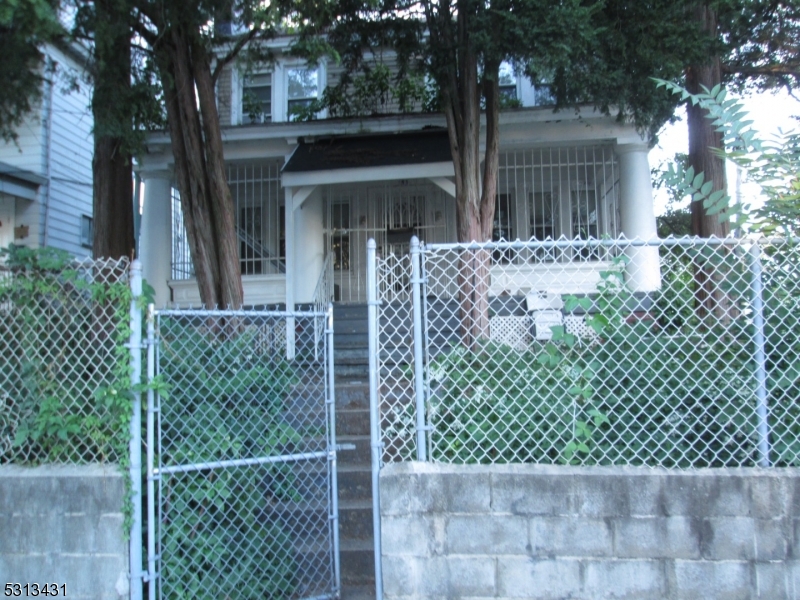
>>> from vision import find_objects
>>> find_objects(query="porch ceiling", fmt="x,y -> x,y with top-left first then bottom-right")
281,129 -> 454,187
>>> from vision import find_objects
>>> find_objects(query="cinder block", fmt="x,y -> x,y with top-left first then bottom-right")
529,516 -> 612,558
573,474 -> 631,517
491,473 -> 574,516
754,561 -> 789,598
663,474 -> 750,517
583,559 -> 666,597
61,513 -> 95,554
0,511 -> 63,554
754,518 -> 790,561
418,557 -> 496,597
496,557 -> 582,599
382,515 -> 440,557
380,466 -> 491,515
614,516 -> 699,559
673,559 -> 751,600
382,554 -> 418,596
751,474 -> 789,519
625,473 -> 667,517
702,517 -> 755,560
95,513 -> 126,555
445,515 -> 528,555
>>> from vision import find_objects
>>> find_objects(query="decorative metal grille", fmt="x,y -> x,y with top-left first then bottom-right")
372,236 -> 800,468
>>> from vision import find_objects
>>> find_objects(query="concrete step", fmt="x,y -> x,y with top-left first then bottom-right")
334,364 -> 370,378
340,539 -> 376,586
335,382 -> 370,409
337,435 -> 370,465
340,583 -> 376,600
337,464 -> 371,502
339,499 -> 373,541
336,408 -> 370,436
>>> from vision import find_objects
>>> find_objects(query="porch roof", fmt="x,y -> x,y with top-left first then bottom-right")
281,129 -> 454,187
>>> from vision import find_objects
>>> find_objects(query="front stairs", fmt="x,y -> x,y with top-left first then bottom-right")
334,304 -> 376,600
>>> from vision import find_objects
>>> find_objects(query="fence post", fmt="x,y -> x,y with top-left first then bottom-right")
750,243 -> 771,467
410,236 -> 427,462
325,304 -> 341,594
366,239 -> 383,600
145,304 -> 156,599
128,260 -> 144,600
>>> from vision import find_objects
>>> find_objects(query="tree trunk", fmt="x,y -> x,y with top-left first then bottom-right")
153,23 -> 243,309
91,0 -> 134,260
686,3 -> 728,239
686,4 -> 732,325
434,2 -> 501,348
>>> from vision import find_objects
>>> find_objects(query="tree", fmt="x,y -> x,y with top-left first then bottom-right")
126,1 -> 278,309
0,0 -> 64,143
685,0 -> 800,238
287,0 -> 711,346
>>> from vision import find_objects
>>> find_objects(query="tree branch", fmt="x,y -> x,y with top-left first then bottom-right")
212,28 -> 261,82
723,63 -> 800,79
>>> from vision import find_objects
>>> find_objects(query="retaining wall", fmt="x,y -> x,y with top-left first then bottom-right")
380,462 -> 800,599
0,465 -> 129,600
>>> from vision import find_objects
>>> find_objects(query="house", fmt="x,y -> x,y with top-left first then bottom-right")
137,37 -> 660,315
0,42 -> 94,257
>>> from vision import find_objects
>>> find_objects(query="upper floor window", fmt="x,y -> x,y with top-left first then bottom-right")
287,67 -> 319,120
498,62 -> 517,100
242,73 -> 272,123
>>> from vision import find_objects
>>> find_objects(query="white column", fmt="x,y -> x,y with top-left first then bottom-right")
284,187 -> 296,360
138,171 -> 172,307
294,188 -> 324,303
617,143 -> 660,292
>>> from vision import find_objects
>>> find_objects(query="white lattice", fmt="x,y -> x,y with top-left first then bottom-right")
490,316 -> 531,350
532,310 -> 564,340
565,315 -> 599,341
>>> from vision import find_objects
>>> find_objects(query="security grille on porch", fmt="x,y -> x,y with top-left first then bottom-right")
170,161 -> 286,281
496,145 -> 620,262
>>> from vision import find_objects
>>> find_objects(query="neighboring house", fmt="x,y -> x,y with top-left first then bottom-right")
137,37 -> 659,311
0,43 -> 94,257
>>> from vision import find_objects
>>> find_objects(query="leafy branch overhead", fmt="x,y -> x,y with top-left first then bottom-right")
656,79 -> 800,235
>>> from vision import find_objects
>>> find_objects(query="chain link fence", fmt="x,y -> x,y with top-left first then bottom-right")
0,257 -> 131,464
151,308 -> 340,599
373,236 -> 800,468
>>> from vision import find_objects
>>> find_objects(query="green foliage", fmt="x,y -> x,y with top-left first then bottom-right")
657,80 -> 800,235
423,246 -> 800,467
155,318 -> 303,598
0,245 -> 133,464
0,0 -> 64,143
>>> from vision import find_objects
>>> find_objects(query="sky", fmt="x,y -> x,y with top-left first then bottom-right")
648,89 -> 800,216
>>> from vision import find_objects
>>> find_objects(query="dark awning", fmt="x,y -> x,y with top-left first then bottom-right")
283,129 -> 451,173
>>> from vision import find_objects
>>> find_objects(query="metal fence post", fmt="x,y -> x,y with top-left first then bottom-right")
128,260 -> 143,600
145,304 -> 157,599
750,242 -> 771,467
410,236 -> 427,462
325,304 -> 341,594
366,239 -> 384,600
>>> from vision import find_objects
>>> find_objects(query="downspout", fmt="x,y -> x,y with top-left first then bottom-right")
42,57 -> 55,247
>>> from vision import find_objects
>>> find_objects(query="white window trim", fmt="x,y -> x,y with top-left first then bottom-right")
238,67 -> 276,125
280,60 -> 327,122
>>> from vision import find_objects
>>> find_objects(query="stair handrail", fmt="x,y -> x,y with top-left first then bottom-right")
311,253 -> 334,361
237,226 -> 286,273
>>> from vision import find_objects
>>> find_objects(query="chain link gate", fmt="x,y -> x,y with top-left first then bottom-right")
145,306 -> 340,600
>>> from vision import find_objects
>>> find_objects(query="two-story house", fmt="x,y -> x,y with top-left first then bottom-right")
0,42 -> 94,257
137,37 -> 660,311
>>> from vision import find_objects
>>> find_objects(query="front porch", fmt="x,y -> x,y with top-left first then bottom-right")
138,132 -> 660,334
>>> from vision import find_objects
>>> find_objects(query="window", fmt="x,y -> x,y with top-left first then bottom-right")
287,68 -> 319,121
330,202 -> 350,271
242,73 -> 272,123
534,83 -> 556,107
171,188 -> 193,280
498,62 -> 517,100
80,215 -> 92,247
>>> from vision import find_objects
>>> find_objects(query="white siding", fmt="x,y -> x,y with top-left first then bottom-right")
0,105 -> 46,176
41,45 -> 94,257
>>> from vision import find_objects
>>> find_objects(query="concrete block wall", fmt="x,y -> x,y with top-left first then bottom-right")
0,465 -> 129,600
380,462 -> 800,599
